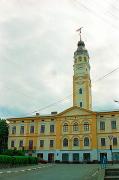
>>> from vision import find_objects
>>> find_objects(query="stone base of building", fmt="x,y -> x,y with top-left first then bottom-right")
26,149 -> 98,163
25,149 -> 119,163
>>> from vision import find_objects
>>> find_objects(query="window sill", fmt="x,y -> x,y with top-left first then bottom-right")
100,130 -> 105,131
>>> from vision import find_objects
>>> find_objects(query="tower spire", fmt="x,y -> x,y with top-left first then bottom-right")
76,27 -> 83,41
73,29 -> 92,110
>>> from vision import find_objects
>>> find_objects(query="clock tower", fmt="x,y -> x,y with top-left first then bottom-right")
73,37 -> 92,110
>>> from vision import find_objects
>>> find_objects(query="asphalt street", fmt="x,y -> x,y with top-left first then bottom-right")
0,164 -> 100,180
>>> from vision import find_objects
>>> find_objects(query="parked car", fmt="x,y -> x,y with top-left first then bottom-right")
38,159 -> 47,164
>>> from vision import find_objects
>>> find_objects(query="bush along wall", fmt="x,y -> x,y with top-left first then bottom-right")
0,155 -> 38,168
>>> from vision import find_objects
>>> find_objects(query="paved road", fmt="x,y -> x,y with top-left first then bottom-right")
0,164 -> 100,180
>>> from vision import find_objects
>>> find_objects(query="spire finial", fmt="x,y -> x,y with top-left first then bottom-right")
76,27 -> 83,41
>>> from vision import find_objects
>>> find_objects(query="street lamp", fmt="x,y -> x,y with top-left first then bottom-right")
108,135 -> 113,165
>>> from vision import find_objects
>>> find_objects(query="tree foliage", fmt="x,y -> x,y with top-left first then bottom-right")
1,149 -> 25,156
0,119 -> 8,151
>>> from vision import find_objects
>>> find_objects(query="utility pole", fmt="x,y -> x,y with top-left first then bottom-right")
108,135 -> 113,165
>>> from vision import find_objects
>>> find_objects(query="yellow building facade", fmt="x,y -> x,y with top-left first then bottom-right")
8,37 -> 119,163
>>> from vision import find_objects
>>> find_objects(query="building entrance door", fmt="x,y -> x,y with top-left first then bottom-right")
83,153 -> 90,162
100,153 -> 107,161
73,153 -> 79,162
48,153 -> 54,162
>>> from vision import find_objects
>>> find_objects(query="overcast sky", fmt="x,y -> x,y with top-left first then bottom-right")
1,0 -> 119,118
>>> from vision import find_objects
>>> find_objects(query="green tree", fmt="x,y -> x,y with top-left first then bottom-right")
0,119 -> 8,152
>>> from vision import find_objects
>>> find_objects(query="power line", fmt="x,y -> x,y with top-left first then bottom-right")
72,0 -> 119,31
24,66 -> 119,116
93,67 -> 119,83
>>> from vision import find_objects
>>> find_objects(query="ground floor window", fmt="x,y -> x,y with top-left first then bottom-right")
112,152 -> 119,161
83,153 -> 90,161
62,153 -> 69,162
48,153 -> 54,162
73,153 -> 79,162
37,153 -> 43,160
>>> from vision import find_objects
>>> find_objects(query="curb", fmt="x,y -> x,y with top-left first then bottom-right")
0,164 -> 53,175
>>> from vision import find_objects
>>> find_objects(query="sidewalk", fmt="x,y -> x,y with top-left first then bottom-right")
92,164 -> 119,180
0,163 -> 54,175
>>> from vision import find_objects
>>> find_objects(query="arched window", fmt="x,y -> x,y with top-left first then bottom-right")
63,138 -> 68,147
79,88 -> 82,94
73,123 -> 78,132
73,138 -> 79,146
84,137 -> 89,146
84,122 -> 89,131
63,123 -> 68,132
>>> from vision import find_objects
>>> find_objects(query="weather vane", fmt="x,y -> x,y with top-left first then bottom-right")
76,27 -> 83,41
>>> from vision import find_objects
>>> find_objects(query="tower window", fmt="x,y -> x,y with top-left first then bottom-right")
84,57 -> 87,61
79,56 -> 82,61
80,102 -> 82,107
79,88 -> 82,94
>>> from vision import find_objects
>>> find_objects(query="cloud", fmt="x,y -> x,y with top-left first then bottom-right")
0,0 -> 119,118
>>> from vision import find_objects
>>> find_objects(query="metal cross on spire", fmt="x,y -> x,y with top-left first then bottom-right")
76,27 -> 83,41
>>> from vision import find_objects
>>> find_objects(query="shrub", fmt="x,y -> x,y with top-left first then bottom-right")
0,155 -> 38,165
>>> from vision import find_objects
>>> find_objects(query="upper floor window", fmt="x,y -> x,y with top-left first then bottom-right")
79,88 -> 82,94
11,140 -> 15,147
73,138 -> 79,146
63,123 -> 68,132
80,102 -> 83,108
50,140 -> 54,147
40,125 -> 45,133
30,126 -> 34,133
84,122 -> 89,131
50,125 -> 54,133
84,137 -> 89,146
113,137 -> 117,146
73,123 -> 78,132
63,138 -> 68,147
29,140 -> 33,149
101,138 -> 106,146
111,120 -> 116,129
12,126 -> 16,134
100,121 -> 105,130
20,126 -> 24,134
40,140 -> 44,147
19,140 -> 23,147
